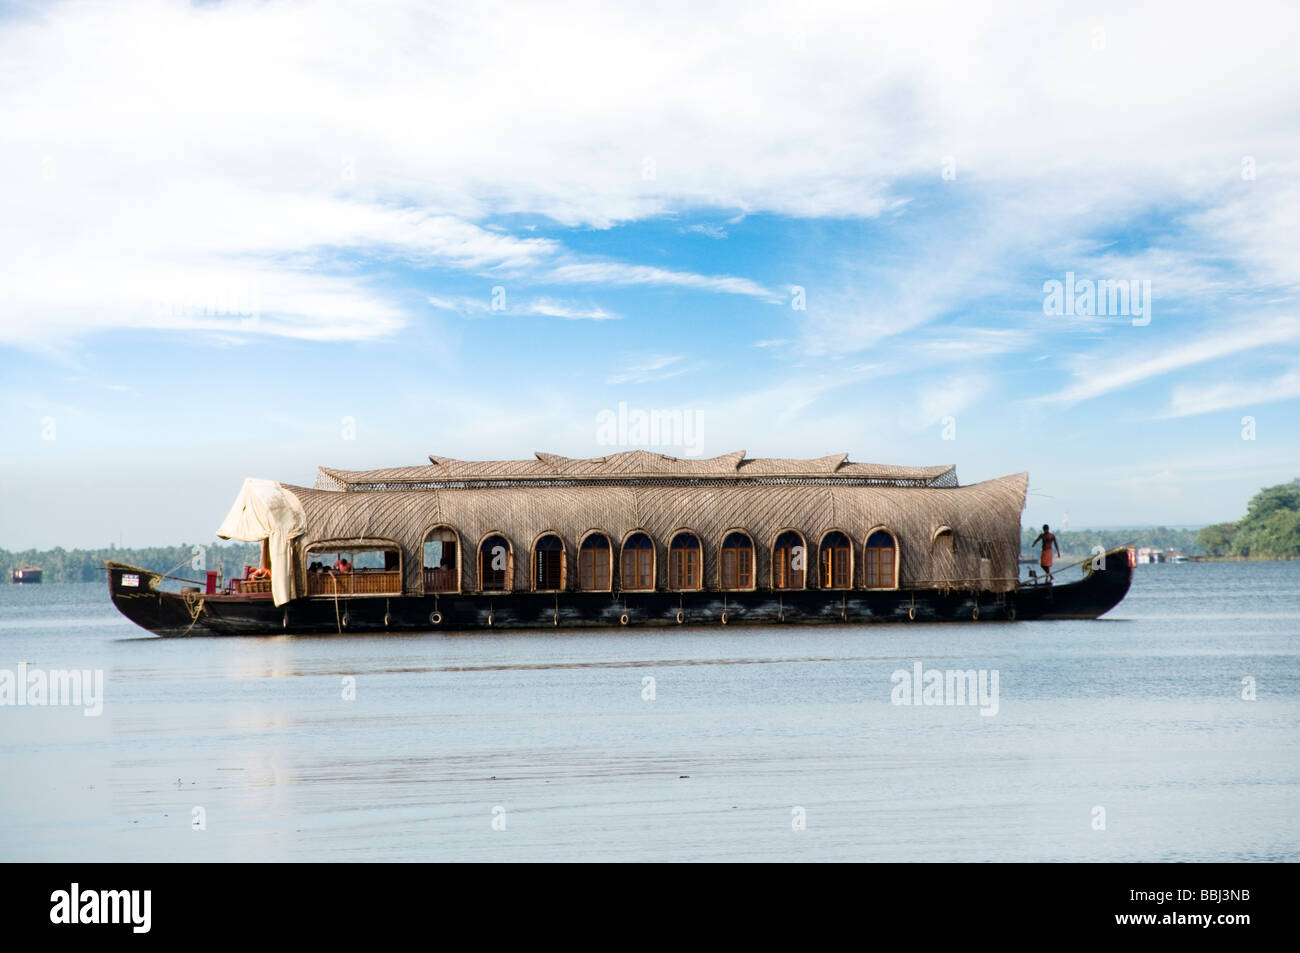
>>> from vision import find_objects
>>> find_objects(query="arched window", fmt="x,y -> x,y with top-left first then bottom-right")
772,530 -> 807,590
579,532 -> 612,591
864,529 -> 898,589
478,534 -> 512,592
620,532 -> 655,591
819,531 -> 853,589
720,531 -> 754,590
422,525 -> 460,593
532,533 -> 566,591
668,531 -> 702,590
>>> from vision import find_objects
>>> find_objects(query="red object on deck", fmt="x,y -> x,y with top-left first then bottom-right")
205,570 -> 218,595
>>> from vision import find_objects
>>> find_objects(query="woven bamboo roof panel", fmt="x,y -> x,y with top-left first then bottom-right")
315,450 -> 958,490
287,470 -> 1026,595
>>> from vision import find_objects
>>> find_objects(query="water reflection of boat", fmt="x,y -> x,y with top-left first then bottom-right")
106,450 -> 1134,636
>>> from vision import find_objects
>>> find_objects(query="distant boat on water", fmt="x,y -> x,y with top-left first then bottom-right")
11,566 -> 43,584
1137,547 -> 1191,564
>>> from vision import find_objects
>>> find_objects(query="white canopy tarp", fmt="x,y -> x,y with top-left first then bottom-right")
216,478 -> 307,606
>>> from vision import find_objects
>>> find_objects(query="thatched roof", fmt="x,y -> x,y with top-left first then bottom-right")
316,450 -> 958,490
284,455 -> 1026,596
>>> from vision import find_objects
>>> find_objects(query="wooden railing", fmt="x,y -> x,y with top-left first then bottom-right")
307,570 -> 402,597
423,568 -> 458,593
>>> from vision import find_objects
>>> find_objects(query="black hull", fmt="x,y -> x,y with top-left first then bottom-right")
107,551 -> 1133,637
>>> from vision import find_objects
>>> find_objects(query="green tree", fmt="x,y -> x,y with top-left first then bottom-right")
1021,526 -> 1204,559
1196,522 -> 1238,556
1231,479 -> 1300,558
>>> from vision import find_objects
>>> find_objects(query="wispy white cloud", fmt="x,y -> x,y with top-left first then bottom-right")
680,223 -> 728,240
1160,365 -> 1300,418
1038,316 -> 1300,406
909,327 -> 1030,359
525,298 -> 618,321
900,374 -> 991,432
548,263 -> 779,301
0,255 -> 408,348
607,354 -> 690,385
1184,170 -> 1300,295
428,294 -> 617,320
427,295 -> 492,315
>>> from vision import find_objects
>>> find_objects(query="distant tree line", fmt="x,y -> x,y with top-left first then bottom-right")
1020,525 -> 1205,560
0,542 -> 263,584
1196,479 -> 1300,559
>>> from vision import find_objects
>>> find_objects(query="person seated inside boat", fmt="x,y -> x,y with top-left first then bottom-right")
384,550 -> 399,571
1031,524 -> 1060,583
333,557 -> 352,574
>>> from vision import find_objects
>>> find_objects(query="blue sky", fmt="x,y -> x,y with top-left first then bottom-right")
2,0 -> 1298,548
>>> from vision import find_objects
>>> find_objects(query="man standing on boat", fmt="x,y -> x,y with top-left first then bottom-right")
1032,524 -> 1061,582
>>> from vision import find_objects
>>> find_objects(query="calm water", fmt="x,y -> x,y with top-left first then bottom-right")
1,563 -> 1298,862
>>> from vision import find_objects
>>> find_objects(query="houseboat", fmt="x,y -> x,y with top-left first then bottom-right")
11,566 -> 43,584
106,450 -> 1134,636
